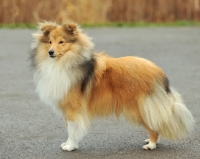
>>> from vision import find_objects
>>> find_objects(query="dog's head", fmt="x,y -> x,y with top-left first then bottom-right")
38,22 -> 81,58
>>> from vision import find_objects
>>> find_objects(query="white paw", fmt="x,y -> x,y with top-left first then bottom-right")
61,141 -> 68,148
62,144 -> 76,151
143,141 -> 156,150
144,137 -> 160,144
144,139 -> 150,144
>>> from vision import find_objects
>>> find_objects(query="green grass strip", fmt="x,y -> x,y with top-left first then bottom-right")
1,21 -> 200,29
0,23 -> 37,29
82,21 -> 200,28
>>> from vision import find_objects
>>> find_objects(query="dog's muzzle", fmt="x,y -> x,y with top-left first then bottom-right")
48,50 -> 55,58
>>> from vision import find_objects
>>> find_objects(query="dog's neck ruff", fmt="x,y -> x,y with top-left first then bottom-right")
34,59 -> 72,108
34,53 -> 91,109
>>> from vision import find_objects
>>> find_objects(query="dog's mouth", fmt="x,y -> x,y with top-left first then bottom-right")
50,55 -> 56,58
49,54 -> 63,58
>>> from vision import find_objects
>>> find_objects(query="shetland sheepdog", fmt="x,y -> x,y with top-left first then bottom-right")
30,22 -> 195,151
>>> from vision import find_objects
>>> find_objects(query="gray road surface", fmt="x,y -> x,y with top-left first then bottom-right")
0,27 -> 200,159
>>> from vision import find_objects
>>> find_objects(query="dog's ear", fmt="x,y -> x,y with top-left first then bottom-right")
38,22 -> 57,36
62,23 -> 78,35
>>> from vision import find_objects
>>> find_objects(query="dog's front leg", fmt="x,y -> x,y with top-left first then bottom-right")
61,121 -> 80,151
61,116 -> 89,151
60,85 -> 90,151
60,119 -> 68,149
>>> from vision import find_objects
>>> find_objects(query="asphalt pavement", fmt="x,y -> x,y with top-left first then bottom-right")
0,27 -> 200,159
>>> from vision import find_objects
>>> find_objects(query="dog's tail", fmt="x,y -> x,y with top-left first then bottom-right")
140,85 -> 195,140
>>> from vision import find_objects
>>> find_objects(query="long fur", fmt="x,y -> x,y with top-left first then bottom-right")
30,21 -> 195,151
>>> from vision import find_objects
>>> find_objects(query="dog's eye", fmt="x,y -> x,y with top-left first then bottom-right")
59,41 -> 64,44
49,41 -> 52,44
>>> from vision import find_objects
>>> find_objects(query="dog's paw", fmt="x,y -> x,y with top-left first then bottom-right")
144,139 -> 150,144
61,141 -> 68,148
144,137 -> 160,144
62,144 -> 76,151
143,141 -> 156,150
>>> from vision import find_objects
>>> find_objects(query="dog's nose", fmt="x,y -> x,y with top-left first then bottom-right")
48,50 -> 54,56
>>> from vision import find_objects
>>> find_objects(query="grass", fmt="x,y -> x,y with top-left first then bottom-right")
1,21 -> 200,29
0,23 -> 37,29
82,21 -> 200,28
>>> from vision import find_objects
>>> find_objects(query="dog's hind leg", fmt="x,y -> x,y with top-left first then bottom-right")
143,125 -> 159,150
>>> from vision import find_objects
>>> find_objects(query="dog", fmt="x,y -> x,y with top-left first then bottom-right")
30,21 -> 195,151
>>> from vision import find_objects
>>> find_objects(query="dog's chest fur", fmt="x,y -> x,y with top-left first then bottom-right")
34,59 -> 77,109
